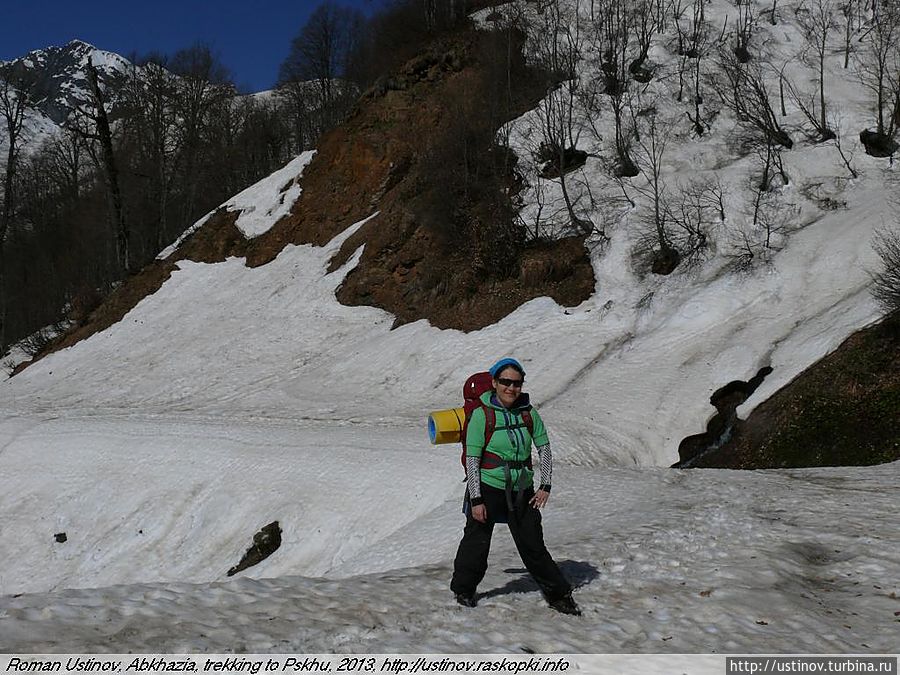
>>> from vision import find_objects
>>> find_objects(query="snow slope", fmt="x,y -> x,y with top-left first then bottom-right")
1,196 -> 896,652
1,456 -> 897,653
1,0 -> 898,656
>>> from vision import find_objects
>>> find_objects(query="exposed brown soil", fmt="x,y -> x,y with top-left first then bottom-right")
15,27 -> 595,373
336,235 -> 594,331
689,313 -> 900,469
243,29 -> 596,330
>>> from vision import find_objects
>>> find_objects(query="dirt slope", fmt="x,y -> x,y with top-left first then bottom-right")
689,313 -> 900,469
244,29 -> 595,330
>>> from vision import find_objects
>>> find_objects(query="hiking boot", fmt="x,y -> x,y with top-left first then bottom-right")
548,594 -> 581,616
455,593 -> 478,608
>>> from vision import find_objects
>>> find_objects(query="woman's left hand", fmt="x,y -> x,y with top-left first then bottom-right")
529,488 -> 550,509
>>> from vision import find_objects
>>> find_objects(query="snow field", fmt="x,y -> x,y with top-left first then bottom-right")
1,457 -> 897,652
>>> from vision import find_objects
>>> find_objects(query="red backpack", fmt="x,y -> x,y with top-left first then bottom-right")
460,372 -> 534,473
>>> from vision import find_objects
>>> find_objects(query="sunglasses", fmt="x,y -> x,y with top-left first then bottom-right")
496,377 -> 524,388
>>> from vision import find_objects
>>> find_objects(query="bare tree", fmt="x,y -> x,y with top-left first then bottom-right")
46,127 -> 85,201
672,0 -> 692,57
754,137 -> 788,192
0,65 -> 35,234
423,0 -> 467,31
278,2 -> 363,137
870,226 -> 900,314
583,0 -> 639,176
275,79 -> 316,154
726,226 -> 760,271
782,73 -> 833,140
758,193 -> 796,249
829,112 -> 859,177
529,0 -> 592,234
122,54 -> 180,252
3,40 -> 304,349
0,65 -> 37,350
841,0 -> 858,69
728,183 -> 795,270
632,112 -> 680,274
715,48 -> 793,148
169,44 -> 235,228
854,1 -> 900,140
59,57 -> 130,275
687,51 -> 712,136
86,56 -> 130,274
630,0 -> 657,82
796,0 -> 838,139
746,140 -> 794,254
664,178 -> 724,266
672,0 -> 716,136
733,0 -> 758,62
675,0 -> 711,101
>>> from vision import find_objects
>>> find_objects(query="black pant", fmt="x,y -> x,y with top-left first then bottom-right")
450,483 -> 571,602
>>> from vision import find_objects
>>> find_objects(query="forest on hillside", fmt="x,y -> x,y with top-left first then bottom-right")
2,0 -> 899,364
0,0 -> 471,355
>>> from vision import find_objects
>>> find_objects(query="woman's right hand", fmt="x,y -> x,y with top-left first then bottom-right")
472,504 -> 487,523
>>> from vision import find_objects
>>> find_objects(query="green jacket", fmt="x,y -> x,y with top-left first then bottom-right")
465,391 -> 549,491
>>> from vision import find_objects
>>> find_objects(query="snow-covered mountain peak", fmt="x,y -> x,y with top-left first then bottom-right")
0,41 -> 139,168
4,39 -> 131,139
2,40 -> 132,123
65,38 -> 94,51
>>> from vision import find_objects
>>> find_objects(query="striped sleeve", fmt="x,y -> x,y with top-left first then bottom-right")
466,455 -> 483,504
536,441 -> 552,492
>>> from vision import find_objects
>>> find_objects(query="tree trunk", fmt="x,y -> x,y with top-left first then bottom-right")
2,144 -> 15,233
155,144 -> 168,253
0,248 -> 6,354
843,9 -> 852,69
0,203 -> 6,352
87,58 -> 130,274
819,51 -> 827,132
779,73 -> 787,117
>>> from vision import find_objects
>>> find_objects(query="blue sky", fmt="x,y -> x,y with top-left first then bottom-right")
0,0 -> 380,93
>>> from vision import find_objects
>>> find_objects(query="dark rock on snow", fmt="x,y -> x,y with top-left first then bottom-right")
227,521 -> 282,576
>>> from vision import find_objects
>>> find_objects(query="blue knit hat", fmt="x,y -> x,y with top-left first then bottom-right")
489,357 -> 525,378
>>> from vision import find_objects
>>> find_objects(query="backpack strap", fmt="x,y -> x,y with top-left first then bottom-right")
523,410 -> 535,470
480,407 -> 535,470
482,406 -> 496,450
522,409 -> 534,438
463,404 -> 535,473
481,454 -> 531,470
461,403 -> 495,474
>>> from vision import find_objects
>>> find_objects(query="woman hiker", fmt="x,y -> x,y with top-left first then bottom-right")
450,357 -> 581,616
